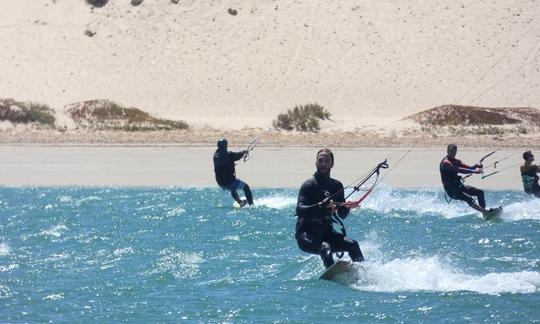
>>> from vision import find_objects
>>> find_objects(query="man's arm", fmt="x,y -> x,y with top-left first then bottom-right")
441,160 -> 478,175
230,150 -> 247,161
459,159 -> 485,171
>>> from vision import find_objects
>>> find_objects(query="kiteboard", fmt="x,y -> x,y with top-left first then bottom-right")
319,260 -> 354,280
483,205 -> 503,220
232,200 -> 248,208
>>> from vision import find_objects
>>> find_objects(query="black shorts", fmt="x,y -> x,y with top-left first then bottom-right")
295,230 -> 357,253
525,183 -> 540,198
447,185 -> 481,205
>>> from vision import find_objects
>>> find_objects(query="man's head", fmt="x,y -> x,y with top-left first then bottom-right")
523,150 -> 534,162
217,138 -> 228,150
316,148 -> 334,174
447,144 -> 457,158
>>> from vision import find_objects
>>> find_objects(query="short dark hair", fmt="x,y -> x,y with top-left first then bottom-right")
316,148 -> 334,162
447,144 -> 457,153
523,150 -> 533,160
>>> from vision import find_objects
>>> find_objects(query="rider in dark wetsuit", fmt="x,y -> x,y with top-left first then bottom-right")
439,144 -> 492,215
520,150 -> 540,198
295,148 -> 364,268
213,138 -> 254,207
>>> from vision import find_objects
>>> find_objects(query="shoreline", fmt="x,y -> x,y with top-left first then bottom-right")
1,129 -> 540,149
0,145 -> 528,190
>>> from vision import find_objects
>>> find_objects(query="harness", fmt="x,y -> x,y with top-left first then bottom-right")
522,175 -> 536,193
440,157 -> 463,204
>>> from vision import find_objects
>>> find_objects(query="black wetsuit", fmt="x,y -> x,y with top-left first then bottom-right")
213,149 -> 245,187
521,163 -> 540,198
440,156 -> 485,208
213,148 -> 253,204
295,172 -> 364,268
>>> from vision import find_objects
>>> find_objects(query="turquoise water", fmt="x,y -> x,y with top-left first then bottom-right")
1,186 -> 539,323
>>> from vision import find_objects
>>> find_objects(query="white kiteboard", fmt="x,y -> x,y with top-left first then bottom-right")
483,205 -> 503,220
232,199 -> 248,209
319,260 -> 354,280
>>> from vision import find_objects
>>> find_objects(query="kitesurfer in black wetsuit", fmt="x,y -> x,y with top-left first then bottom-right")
440,144 -> 494,216
520,150 -> 540,198
295,148 -> 364,268
213,138 -> 254,207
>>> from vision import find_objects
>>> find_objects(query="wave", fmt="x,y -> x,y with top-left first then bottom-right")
316,238 -> 540,295
350,183 -> 470,218
348,183 -> 540,221
501,198 -> 540,221
0,285 -> 12,299
40,224 -> 69,238
146,248 -> 205,280
305,239 -> 540,295
254,195 -> 296,210
0,242 -> 11,256
342,256 -> 540,294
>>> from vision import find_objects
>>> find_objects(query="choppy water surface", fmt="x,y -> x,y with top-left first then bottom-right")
1,186 -> 539,322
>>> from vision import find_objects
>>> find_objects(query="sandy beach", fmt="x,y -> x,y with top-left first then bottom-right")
1,128 -> 540,149
1,0 -> 539,131
0,144 -> 526,190
0,1 -> 538,191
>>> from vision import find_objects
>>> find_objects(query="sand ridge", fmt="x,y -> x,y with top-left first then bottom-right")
1,0 -> 539,131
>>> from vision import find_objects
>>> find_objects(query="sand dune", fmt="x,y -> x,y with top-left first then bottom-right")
1,0 -> 539,131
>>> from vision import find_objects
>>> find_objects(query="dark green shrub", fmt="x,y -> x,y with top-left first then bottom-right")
273,103 -> 331,132
67,99 -> 188,131
407,105 -> 526,126
86,0 -> 108,8
516,126 -> 529,134
0,98 -> 56,127
472,125 -> 505,135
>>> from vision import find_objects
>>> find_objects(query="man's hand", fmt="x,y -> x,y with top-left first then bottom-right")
318,198 -> 337,212
319,200 -> 360,211
474,167 -> 484,174
342,201 -> 360,209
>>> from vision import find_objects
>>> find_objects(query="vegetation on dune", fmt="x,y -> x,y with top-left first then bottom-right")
0,98 -> 56,128
273,103 -> 332,132
405,104 -> 540,136
86,0 -> 108,8
66,99 -> 188,131
406,104 -> 540,126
